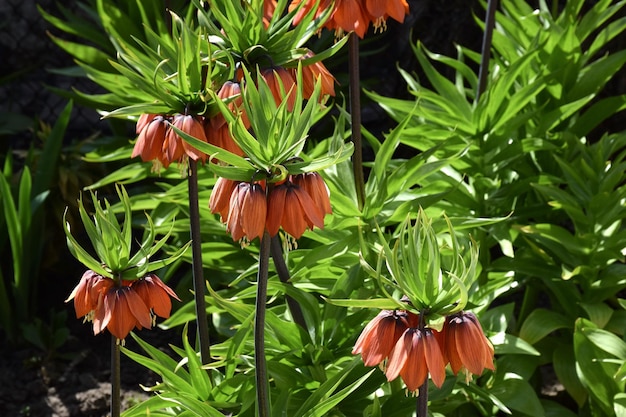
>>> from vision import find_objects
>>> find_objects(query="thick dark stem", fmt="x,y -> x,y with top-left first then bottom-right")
476,0 -> 499,99
255,232 -> 272,417
416,312 -> 428,417
270,236 -> 307,330
416,377 -> 429,417
188,160 -> 211,366
348,32 -> 365,211
111,335 -> 121,417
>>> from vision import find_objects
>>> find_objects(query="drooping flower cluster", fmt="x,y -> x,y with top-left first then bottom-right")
67,270 -> 180,341
353,310 -> 494,392
133,55 -> 336,167
133,114 -> 208,168
290,0 -> 410,38
244,56 -> 335,108
210,172 -> 332,242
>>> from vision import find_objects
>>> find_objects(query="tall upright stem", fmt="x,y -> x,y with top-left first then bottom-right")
348,32 -> 365,211
188,160 -> 211,366
476,0 -> 499,99
255,231 -> 272,417
270,236 -> 307,330
416,312 -> 428,417
111,335 -> 121,417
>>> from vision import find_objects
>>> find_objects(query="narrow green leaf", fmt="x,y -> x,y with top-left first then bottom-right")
324,297 -> 405,310
182,324 -> 212,398
0,174 -> 23,286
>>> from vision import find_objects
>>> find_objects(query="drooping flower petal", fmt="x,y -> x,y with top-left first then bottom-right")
352,310 -> 410,367
133,274 -> 180,319
423,329 -> 446,388
386,328 -> 428,392
210,178 -> 239,221
266,184 -> 287,236
241,183 -> 267,241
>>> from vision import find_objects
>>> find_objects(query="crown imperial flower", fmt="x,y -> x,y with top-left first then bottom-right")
352,310 -> 416,367
266,178 -> 324,239
67,272 -> 180,341
385,327 -> 447,391
290,0 -> 409,38
442,311 -> 495,378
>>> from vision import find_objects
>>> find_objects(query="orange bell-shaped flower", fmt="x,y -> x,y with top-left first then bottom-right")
352,310 -> 413,367
291,172 -> 332,218
226,182 -> 268,242
386,327 -> 446,391
66,270 -> 113,319
132,115 -> 168,162
266,180 -> 324,239
442,311 -> 495,378
210,177 -> 240,221
165,114 -> 208,163
132,274 -> 181,320
365,0 -> 409,28
92,284 -> 153,340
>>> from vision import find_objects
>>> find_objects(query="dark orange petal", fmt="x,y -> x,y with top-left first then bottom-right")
266,185 -> 287,236
400,329 -> 428,392
124,287 -> 152,329
385,328 -> 411,381
133,116 -> 167,161
226,183 -> 246,241
297,51 -> 336,99
423,329 -> 446,388
293,185 -> 324,230
445,317 -> 463,374
241,183 -> 267,241
147,274 -> 180,301
68,270 -> 106,318
295,172 -> 332,216
332,0 -> 369,38
163,119 -> 184,164
361,312 -> 409,367
457,317 -> 491,375
93,288 -> 115,335
106,289 -> 135,340
179,115 -> 208,161
136,113 -> 156,135
282,187 -> 309,238
386,0 -> 409,23
210,178 -> 238,221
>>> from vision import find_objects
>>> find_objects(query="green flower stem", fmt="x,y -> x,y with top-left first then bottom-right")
348,32 -> 365,211
188,160 -> 212,367
255,231 -> 272,417
111,334 -> 121,417
477,0 -> 499,99
270,236 -> 307,330
416,312 -> 428,417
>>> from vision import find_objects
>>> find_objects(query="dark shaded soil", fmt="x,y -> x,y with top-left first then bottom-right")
0,318 -> 180,417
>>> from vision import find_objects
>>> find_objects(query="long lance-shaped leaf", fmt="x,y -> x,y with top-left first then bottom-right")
324,297 -> 406,310
63,209 -> 111,277
0,174 -> 23,294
